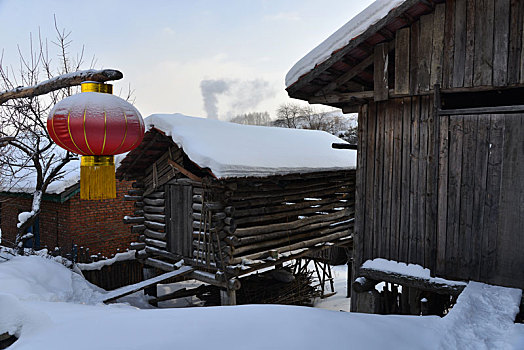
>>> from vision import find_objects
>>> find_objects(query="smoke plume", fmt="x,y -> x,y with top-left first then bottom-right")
200,78 -> 276,119
200,79 -> 229,119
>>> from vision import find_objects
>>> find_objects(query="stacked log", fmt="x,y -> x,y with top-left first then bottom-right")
190,170 -> 356,268
123,141 -> 356,274
125,180 -> 179,270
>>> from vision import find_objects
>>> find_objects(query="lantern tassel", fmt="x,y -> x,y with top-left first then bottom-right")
80,156 -> 116,200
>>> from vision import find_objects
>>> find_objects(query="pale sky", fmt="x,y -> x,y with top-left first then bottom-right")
0,0 -> 374,120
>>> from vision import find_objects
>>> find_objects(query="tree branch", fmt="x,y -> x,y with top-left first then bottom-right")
0,68 -> 123,105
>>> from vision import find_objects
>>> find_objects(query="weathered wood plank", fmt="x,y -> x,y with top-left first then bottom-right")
395,27 -> 411,95
442,0 -> 456,89
473,0 -> 495,86
399,97 -> 412,262
458,115 -> 477,279
390,99 -> 403,262
520,2 -> 524,83
480,115 -> 504,281
364,102 -> 377,261
495,113 -> 524,287
410,20 -> 421,94
508,0 -> 524,85
417,96 -> 428,266
452,0 -> 467,87
446,115 -> 463,278
382,99 -> 394,260
418,13 -> 434,92
167,185 -> 193,258
374,43 -> 389,101
493,0 -> 511,86
373,102 -> 385,258
354,104 -> 368,270
435,111 -> 449,276
471,115 -> 489,281
425,96 -> 437,272
463,0 -> 476,87
430,3 -> 446,88
409,97 -> 420,264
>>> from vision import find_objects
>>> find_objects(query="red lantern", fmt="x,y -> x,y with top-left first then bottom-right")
47,82 -> 144,200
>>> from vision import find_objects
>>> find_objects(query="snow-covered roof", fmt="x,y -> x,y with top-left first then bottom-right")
145,114 -> 356,179
286,0 -> 406,88
0,152 -> 80,195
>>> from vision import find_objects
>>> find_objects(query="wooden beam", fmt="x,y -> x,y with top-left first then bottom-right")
315,55 -> 375,96
438,105 -> 524,116
101,266 -> 193,303
309,90 -> 374,104
357,267 -> 466,296
287,0 -> 421,96
315,42 -> 395,97
167,159 -> 203,182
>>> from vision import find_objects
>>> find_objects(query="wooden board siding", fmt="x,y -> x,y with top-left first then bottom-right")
395,0 -> 523,95
166,184 -> 193,257
357,97 -> 524,289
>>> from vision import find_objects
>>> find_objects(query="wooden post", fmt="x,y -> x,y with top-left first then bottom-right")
220,289 -> 237,306
374,42 -> 389,101
143,267 -> 158,307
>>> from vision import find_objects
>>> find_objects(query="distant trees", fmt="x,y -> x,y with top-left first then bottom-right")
228,104 -> 358,144
274,102 -> 358,144
229,111 -> 271,126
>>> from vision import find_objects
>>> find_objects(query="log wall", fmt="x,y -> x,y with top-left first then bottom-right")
124,144 -> 356,275
355,97 -> 524,290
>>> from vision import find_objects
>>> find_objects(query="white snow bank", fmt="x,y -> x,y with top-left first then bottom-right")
77,250 -> 135,271
362,258 -> 467,286
0,256 -> 102,304
1,255 -> 523,350
0,293 -> 51,339
286,0 -> 406,87
439,281 -> 522,350
145,113 -> 356,178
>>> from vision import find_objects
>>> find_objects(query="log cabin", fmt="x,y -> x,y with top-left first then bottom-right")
116,113 -> 356,304
286,0 -> 524,313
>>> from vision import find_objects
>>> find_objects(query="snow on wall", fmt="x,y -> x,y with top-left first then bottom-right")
285,0 -> 406,88
145,113 -> 356,179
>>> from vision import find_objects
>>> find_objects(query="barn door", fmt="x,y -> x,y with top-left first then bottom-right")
166,184 -> 193,257
436,113 -> 523,288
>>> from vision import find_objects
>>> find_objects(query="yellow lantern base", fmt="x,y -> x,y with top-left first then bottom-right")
80,156 -> 116,200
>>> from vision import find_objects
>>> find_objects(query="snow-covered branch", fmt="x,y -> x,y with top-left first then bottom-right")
0,68 -> 123,105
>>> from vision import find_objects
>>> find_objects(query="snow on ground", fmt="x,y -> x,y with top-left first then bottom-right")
313,264 -> 350,312
0,254 -> 523,350
145,113 -> 356,178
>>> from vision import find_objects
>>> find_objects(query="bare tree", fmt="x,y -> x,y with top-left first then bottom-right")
0,22 -> 122,252
229,111 -> 271,126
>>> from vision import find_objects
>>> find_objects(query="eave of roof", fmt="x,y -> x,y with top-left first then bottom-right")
286,0 -> 437,101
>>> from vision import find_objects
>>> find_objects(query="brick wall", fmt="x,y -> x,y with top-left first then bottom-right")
0,180 -> 136,256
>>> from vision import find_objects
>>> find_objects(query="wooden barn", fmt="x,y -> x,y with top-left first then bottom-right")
116,113 -> 356,304
286,0 -> 524,312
